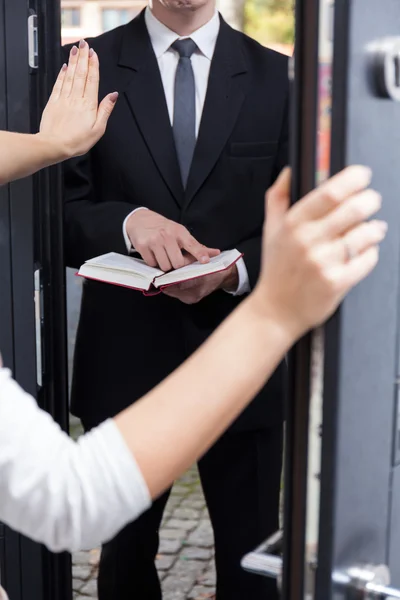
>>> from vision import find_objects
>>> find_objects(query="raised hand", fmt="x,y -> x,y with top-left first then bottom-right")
40,40 -> 118,159
254,166 -> 386,338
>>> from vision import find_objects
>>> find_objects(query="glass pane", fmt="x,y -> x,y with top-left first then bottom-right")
61,7 -> 81,27
102,9 -> 133,32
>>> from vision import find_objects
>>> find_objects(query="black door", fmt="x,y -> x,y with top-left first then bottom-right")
318,0 -> 400,596
286,0 -> 400,596
0,0 -> 71,597
243,1 -> 400,599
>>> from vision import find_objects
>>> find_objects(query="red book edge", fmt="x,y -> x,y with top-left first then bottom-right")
75,252 -> 244,296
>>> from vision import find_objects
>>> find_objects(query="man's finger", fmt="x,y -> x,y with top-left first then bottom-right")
290,165 -> 372,224
206,248 -> 221,258
181,234 -> 218,264
49,64 -> 68,101
71,40 -> 90,98
138,247 -> 158,268
164,239 -> 185,270
153,246 -> 173,272
61,45 -> 79,98
84,49 -> 100,103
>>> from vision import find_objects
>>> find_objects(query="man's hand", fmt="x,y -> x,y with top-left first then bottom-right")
162,265 -> 239,304
126,209 -> 220,272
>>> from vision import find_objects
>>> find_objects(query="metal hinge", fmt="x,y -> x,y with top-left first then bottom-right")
28,13 -> 39,69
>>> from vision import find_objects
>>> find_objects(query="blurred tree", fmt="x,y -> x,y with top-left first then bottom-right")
244,0 -> 294,49
218,0 -> 247,31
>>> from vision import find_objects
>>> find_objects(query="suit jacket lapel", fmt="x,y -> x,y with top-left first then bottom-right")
184,17 -> 249,208
118,12 -> 184,206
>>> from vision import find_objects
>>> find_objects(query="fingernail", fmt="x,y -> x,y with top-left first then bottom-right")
110,92 -> 119,103
359,165 -> 372,181
79,39 -> 86,49
71,45 -> 78,56
201,255 -> 209,263
62,63 -> 68,71
89,48 -> 95,58
378,221 -> 388,234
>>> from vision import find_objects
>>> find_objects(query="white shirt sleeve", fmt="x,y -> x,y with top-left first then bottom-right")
122,207 -> 149,253
223,256 -> 250,297
0,368 -> 151,553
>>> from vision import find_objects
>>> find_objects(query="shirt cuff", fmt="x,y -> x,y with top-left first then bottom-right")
123,207 -> 149,254
224,256 -> 250,297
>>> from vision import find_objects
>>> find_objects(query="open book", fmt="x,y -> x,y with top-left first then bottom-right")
77,249 -> 243,294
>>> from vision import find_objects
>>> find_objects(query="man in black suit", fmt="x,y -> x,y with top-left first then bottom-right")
63,0 -> 288,597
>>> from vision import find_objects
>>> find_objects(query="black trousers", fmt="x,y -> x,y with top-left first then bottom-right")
82,423 -> 283,600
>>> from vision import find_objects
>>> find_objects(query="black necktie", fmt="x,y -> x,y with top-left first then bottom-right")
171,39 -> 197,188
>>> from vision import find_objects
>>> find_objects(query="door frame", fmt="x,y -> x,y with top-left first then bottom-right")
0,0 -> 71,597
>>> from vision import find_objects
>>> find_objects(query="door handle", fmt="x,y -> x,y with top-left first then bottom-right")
240,530 -> 283,589
333,564 -> 400,600
371,37 -> 400,101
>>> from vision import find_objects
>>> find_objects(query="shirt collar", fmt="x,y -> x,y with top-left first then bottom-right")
144,6 -> 220,61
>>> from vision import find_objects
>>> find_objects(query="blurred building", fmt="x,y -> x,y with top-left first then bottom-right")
61,0 -> 146,44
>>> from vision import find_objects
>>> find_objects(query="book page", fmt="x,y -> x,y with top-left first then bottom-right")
84,252 -> 164,279
155,249 -> 242,287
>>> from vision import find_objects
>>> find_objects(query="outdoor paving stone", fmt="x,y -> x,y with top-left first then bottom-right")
72,579 -> 83,592
162,573 -> 196,595
88,549 -> 100,566
181,499 -> 206,510
80,580 -> 98,597
163,591 -> 186,600
173,508 -> 200,520
180,546 -> 213,561
72,552 -> 90,566
156,554 -> 176,571
166,496 -> 183,508
167,518 -> 198,531
72,566 -> 91,580
160,528 -> 187,540
170,559 -> 204,578
158,538 -> 184,554
170,485 -> 190,496
187,522 -> 214,548
188,586 -> 216,599
197,563 -> 217,587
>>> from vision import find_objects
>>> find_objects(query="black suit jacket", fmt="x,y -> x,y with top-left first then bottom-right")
63,11 -> 289,431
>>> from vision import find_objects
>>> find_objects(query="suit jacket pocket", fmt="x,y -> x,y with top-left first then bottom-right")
229,141 -> 278,158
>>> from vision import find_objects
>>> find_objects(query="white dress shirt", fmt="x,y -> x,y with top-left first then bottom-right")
0,367 -> 150,555
122,7 -> 250,295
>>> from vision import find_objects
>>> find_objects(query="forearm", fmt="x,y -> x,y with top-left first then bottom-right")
115,293 -> 292,499
0,131 -> 65,186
